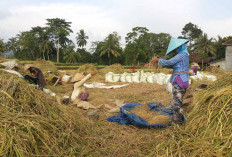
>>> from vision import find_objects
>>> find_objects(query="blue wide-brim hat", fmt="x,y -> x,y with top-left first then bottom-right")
166,38 -> 189,55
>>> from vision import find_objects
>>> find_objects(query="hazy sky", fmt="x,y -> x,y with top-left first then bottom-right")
0,0 -> 232,49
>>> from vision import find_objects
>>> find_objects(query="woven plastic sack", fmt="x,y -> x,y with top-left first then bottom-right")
140,71 -> 148,83
156,73 -> 166,85
125,74 -> 132,82
147,75 -> 154,83
0,60 -> 18,69
120,72 -> 128,82
112,74 -> 121,82
105,72 -> 114,82
131,72 -> 140,83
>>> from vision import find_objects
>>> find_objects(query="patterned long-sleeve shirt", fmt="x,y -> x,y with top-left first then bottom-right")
158,53 -> 189,84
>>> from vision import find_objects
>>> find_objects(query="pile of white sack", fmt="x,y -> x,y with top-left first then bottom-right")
105,71 -> 217,93
190,71 -> 217,82
106,71 -> 174,85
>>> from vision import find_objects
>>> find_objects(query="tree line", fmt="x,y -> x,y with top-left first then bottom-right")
0,18 -> 232,65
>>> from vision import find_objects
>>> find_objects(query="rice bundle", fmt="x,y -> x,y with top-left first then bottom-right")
130,105 -> 172,124
0,71 -> 83,156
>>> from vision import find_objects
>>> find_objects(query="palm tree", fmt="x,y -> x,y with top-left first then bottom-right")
99,32 -> 122,64
40,40 -> 53,60
193,33 -> 216,68
76,29 -> 88,48
46,18 -> 73,63
63,45 -> 80,63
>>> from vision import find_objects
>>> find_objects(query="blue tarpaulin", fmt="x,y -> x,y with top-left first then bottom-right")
106,102 -> 183,128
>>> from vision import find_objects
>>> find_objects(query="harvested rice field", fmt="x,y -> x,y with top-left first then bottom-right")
0,60 -> 231,156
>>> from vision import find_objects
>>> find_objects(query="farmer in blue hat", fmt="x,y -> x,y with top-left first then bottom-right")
150,38 -> 189,123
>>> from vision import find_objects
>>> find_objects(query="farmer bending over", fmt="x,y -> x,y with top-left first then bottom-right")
24,64 -> 46,89
71,71 -> 97,106
150,38 -> 190,123
191,62 -> 199,75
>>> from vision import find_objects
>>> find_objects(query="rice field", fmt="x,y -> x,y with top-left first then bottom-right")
0,59 -> 231,156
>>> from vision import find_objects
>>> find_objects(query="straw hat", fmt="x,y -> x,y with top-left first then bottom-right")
192,62 -> 199,67
71,73 -> 85,83
24,64 -> 32,71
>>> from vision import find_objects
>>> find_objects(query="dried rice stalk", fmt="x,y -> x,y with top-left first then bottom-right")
130,105 -> 172,124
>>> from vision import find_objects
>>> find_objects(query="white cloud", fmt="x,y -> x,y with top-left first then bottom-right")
200,18 -> 232,38
0,0 -> 231,49
0,3 -> 126,49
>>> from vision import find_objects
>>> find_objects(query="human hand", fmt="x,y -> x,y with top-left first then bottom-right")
91,71 -> 97,76
150,58 -> 160,64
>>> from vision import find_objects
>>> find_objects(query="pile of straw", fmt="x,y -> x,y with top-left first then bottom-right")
100,63 -> 124,74
130,105 -> 172,124
77,64 -> 97,74
0,71 -> 83,156
149,72 -> 232,156
32,59 -> 58,74
206,66 -> 224,74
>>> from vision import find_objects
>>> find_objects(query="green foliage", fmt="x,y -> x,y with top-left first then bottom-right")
124,27 -> 171,64
0,39 -> 7,55
3,19 -> 231,66
194,33 -> 216,58
214,36 -> 232,60
125,27 -> 149,43
77,48 -> 92,63
76,29 -> 88,48
181,22 -> 203,50
193,33 -> 216,68
63,45 -> 80,63
46,18 -> 73,62
93,32 -> 123,65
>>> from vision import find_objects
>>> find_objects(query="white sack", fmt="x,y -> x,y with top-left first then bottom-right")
131,72 -> 140,83
153,74 -> 159,84
164,74 -> 172,84
112,74 -> 121,82
205,75 -> 217,81
125,74 -> 132,82
147,75 -> 154,83
120,73 -> 128,82
140,71 -> 147,83
43,88 -> 51,94
0,60 -> 18,70
105,72 -> 114,82
1,69 -> 24,78
62,74 -> 72,83
50,92 -> 56,97
156,73 -> 166,85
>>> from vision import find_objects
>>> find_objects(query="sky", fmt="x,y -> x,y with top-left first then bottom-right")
0,0 -> 232,49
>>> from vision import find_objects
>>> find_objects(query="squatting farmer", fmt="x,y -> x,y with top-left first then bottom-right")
24,64 -> 46,89
71,71 -> 97,104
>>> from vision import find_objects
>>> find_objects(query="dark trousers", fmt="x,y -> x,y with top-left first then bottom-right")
24,75 -> 42,89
